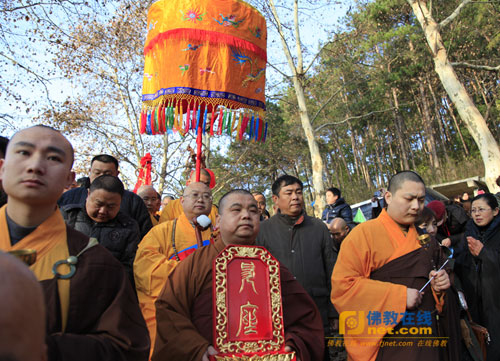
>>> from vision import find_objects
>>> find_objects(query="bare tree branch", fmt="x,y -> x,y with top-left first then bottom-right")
439,0 -> 473,28
314,102 -> 415,132
451,61 -> 500,71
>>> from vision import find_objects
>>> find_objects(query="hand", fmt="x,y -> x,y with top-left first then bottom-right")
441,238 -> 451,247
285,346 -> 300,361
202,346 -> 218,361
467,236 -> 484,257
407,288 -> 422,310
430,269 -> 450,293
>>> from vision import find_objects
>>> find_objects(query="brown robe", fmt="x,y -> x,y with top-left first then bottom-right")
152,239 -> 324,361
44,226 -> 150,361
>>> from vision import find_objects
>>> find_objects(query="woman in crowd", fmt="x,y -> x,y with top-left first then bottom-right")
455,193 -> 500,361
415,206 -> 438,238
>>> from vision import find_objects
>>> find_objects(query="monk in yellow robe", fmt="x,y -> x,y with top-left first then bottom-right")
134,181 -> 214,351
0,125 -> 149,360
331,171 -> 451,361
159,168 -> 218,224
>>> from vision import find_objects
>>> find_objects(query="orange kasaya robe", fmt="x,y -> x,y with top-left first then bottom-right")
158,198 -> 218,225
331,209 -> 426,361
150,212 -> 159,226
134,211 -> 213,355
0,205 -> 71,331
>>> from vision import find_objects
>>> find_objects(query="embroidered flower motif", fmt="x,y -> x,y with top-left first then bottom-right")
250,27 -> 262,39
181,9 -> 205,22
179,64 -> 189,75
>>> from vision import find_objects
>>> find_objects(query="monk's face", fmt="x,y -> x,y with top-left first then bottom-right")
138,187 -> 159,214
187,171 -> 211,187
217,193 -> 260,246
181,182 -> 212,219
385,181 -> 425,227
0,126 -> 74,206
86,188 -> 122,223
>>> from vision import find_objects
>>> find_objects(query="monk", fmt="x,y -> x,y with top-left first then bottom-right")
0,125 -> 150,361
0,252 -> 46,361
152,190 -> 324,361
134,182 -> 215,351
138,185 -> 161,226
331,171 -> 451,361
158,168 -> 218,224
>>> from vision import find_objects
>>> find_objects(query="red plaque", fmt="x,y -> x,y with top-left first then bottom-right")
211,246 -> 296,361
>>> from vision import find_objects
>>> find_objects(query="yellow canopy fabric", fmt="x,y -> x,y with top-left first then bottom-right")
140,0 -> 267,141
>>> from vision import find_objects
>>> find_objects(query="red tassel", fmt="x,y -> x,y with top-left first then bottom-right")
140,110 -> 146,134
210,106 -> 216,136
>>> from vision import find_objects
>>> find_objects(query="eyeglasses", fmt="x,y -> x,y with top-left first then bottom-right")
185,192 -> 212,201
471,208 -> 492,214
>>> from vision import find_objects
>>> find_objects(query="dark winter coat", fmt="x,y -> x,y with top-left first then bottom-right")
321,197 -> 353,224
455,216 -> 500,361
61,204 -> 141,285
58,186 -> 152,238
256,211 -> 337,333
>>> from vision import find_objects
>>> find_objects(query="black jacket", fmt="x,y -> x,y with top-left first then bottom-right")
256,212 -> 337,332
455,216 -> 500,361
60,204 -> 141,286
58,186 -> 152,238
322,197 -> 353,224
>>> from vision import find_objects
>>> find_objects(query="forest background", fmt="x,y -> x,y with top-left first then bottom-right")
1,0 -> 499,216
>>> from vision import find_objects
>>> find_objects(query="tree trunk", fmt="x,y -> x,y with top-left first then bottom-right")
444,96 -> 469,157
408,0 -> 500,192
268,0 -> 326,216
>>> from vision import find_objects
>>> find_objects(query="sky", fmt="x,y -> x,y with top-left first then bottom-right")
0,0 -> 354,191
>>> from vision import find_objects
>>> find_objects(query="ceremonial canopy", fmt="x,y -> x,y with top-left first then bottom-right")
140,0 -> 267,142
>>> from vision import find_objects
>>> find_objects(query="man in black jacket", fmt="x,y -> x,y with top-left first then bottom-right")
58,154 -> 152,238
61,175 -> 141,285
322,187 -> 353,224
256,175 -> 336,361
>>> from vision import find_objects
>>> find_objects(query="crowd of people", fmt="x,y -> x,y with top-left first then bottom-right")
1,125 -> 500,361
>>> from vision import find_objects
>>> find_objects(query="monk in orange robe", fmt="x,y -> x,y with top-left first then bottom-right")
134,181 -> 214,352
0,125 -> 149,360
159,168 -> 218,224
331,171 -> 451,361
153,190 -> 324,361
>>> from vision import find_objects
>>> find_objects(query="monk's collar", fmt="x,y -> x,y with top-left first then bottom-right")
277,211 -> 304,226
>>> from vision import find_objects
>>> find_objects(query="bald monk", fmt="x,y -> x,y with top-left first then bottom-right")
159,168 -> 218,224
328,217 -> 350,250
331,171 -> 451,361
138,185 -> 160,226
0,252 -> 46,361
134,182 -> 215,351
0,125 -> 149,360
153,190 -> 324,361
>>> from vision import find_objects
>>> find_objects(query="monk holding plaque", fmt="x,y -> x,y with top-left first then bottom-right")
153,190 -> 324,361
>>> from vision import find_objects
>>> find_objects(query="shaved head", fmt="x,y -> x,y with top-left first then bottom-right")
0,252 -> 46,361
387,171 -> 425,193
137,185 -> 157,197
187,169 -> 211,187
11,125 -> 73,166
329,217 -> 347,230
328,218 -> 350,246
219,189 -> 254,214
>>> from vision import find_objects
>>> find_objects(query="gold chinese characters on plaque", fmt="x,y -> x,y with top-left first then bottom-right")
211,245 -> 295,361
